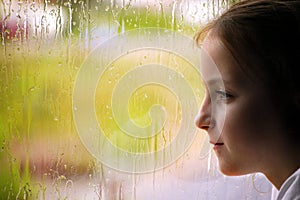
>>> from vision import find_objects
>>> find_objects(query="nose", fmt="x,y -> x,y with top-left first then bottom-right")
195,93 -> 212,131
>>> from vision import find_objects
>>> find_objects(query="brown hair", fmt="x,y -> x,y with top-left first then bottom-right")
195,0 -> 300,133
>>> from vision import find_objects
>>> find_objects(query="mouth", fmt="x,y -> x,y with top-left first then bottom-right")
210,141 -> 224,151
210,142 -> 224,149
209,141 -> 224,145
214,143 -> 224,146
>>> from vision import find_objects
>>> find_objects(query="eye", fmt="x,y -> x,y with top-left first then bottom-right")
215,90 -> 234,102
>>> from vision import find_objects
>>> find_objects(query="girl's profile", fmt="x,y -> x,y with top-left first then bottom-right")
194,0 -> 300,199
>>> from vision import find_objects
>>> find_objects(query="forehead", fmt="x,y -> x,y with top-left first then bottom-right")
200,36 -> 248,87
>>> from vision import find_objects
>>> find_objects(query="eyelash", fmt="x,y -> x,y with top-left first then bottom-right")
215,90 -> 234,101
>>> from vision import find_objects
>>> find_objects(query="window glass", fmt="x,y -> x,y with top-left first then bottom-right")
0,0 -> 273,199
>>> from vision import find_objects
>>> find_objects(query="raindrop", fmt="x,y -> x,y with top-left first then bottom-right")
108,65 -> 114,71
30,3 -> 36,12
28,87 -> 35,93
65,180 -> 73,188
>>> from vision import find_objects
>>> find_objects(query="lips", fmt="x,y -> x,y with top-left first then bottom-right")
210,141 -> 224,151
214,143 -> 224,145
210,141 -> 224,145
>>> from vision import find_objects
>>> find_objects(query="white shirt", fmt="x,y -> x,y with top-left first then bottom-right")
276,168 -> 300,200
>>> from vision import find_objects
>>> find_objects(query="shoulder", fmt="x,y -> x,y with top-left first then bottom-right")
276,168 -> 300,200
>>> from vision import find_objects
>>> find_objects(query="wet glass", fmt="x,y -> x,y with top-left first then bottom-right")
0,0 -> 273,199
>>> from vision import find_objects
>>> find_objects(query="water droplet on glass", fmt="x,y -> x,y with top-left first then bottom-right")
28,87 -> 35,93
108,65 -> 114,71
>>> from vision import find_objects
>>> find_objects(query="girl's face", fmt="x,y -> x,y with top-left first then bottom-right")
195,36 -> 283,176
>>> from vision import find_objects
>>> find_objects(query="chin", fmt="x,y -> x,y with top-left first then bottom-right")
218,162 -> 250,176
220,169 -> 243,176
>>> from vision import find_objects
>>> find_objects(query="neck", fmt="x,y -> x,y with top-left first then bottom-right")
265,166 -> 299,190
262,149 -> 300,190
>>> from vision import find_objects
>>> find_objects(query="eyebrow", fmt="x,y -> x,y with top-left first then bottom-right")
205,78 -> 227,86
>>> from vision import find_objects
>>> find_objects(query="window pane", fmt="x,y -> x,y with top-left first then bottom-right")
0,0 -> 273,199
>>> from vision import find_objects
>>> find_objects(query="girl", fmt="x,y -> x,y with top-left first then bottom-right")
194,0 -> 300,199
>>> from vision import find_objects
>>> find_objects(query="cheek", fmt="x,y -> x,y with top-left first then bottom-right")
223,99 -> 270,144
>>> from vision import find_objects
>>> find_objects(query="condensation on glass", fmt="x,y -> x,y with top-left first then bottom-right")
0,0 -> 273,199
